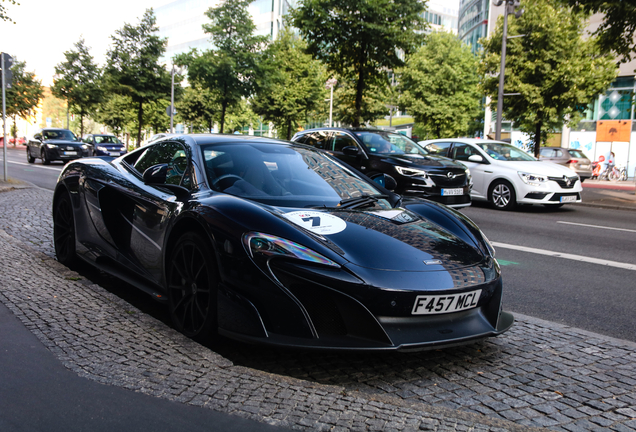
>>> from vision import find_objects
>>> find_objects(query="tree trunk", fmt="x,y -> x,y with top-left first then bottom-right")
354,66 -> 365,128
137,100 -> 144,148
220,100 -> 227,134
80,113 -> 85,138
534,122 -> 542,158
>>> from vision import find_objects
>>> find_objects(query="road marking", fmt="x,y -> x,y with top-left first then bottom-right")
497,259 -> 519,266
8,161 -> 62,172
557,221 -> 636,234
492,242 -> 636,271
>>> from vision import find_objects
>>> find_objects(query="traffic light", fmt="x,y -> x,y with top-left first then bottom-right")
508,0 -> 523,18
1,52 -> 13,89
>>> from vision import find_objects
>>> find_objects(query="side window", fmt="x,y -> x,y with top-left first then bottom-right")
555,150 -> 563,157
303,131 -> 332,150
134,141 -> 190,187
451,143 -> 478,162
293,133 -> 308,144
423,142 -> 452,157
333,132 -> 359,152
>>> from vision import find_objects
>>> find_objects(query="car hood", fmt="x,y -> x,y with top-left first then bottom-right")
44,139 -> 82,146
280,207 -> 484,272
382,153 -> 464,169
492,160 -> 577,177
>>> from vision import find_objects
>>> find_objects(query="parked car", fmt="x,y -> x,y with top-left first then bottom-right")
53,134 -> 513,350
419,138 -> 582,210
27,128 -> 91,165
539,147 -> 592,182
82,134 -> 127,157
292,128 -> 472,208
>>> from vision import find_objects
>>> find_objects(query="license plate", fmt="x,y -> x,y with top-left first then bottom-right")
560,195 -> 577,203
579,164 -> 590,169
442,188 -> 463,196
412,290 -> 482,315
63,151 -> 77,155
109,152 -> 120,156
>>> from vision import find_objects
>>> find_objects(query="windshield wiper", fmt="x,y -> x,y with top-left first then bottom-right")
337,194 -> 388,209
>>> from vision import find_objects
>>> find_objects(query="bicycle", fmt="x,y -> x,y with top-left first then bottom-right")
606,164 -> 626,182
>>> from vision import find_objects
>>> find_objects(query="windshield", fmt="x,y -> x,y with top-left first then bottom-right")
201,143 -> 391,209
568,149 -> 587,159
475,141 -> 536,161
43,130 -> 77,141
95,135 -> 122,144
355,131 -> 429,156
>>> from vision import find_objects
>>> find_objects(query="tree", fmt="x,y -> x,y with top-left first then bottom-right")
94,95 -> 137,139
1,0 -> 18,23
175,84 -> 218,132
52,38 -> 102,137
144,99 -> 171,135
398,31 -> 481,139
289,0 -> 427,127
104,9 -> 172,146
480,0 -> 617,156
176,0 -> 267,134
252,29 -> 327,140
333,74 -> 389,126
39,88 -> 67,129
560,0 -> 636,62
225,99 -> 259,134
5,59 -> 43,143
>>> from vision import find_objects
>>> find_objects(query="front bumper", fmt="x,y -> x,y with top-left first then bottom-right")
45,147 -> 90,160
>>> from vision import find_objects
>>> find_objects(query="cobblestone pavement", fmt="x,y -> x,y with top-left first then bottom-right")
2,185 -> 636,431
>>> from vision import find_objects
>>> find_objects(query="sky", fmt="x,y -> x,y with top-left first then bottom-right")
1,0 -> 157,86
1,0 -> 462,88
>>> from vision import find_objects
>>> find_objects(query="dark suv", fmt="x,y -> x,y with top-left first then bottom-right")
291,128 -> 471,208
27,128 -> 90,165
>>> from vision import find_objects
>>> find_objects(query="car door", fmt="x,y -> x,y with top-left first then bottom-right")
29,133 -> 43,158
331,131 -> 365,170
449,142 -> 489,198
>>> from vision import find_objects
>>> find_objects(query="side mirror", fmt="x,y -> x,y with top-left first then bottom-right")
342,146 -> 360,156
468,154 -> 484,163
143,163 -> 168,184
370,173 -> 397,191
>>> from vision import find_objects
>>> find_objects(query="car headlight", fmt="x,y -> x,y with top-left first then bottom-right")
518,171 -> 547,186
81,144 -> 90,150
243,232 -> 340,268
395,166 -> 429,178
97,146 -> 107,152
46,143 -> 58,148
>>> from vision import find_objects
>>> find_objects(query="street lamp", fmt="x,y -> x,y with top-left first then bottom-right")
492,0 -> 523,141
170,65 -> 184,133
325,78 -> 337,127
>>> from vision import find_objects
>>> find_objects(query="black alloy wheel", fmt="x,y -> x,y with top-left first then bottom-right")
489,180 -> 516,210
167,232 -> 218,342
41,149 -> 51,165
53,191 -> 77,266
26,148 -> 35,163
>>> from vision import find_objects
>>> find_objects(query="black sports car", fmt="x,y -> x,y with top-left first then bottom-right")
53,134 -> 513,351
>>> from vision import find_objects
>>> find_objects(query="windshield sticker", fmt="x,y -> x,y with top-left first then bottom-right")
284,211 -> 347,235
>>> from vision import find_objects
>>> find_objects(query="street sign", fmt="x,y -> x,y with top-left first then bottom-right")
166,105 -> 177,116
1,53 -> 12,89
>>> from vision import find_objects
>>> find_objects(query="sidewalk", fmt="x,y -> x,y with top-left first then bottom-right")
579,179 -> 636,211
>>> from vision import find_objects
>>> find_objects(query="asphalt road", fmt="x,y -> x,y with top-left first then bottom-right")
3,145 -> 635,343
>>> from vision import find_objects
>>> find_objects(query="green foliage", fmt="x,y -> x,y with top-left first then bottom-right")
289,0 -> 427,127
333,74 -> 389,126
560,0 -> 636,62
39,88 -> 67,129
1,0 -> 18,23
144,99 -> 171,135
175,84 -> 218,132
398,31 -> 482,139
104,9 -> 172,146
52,38 -> 102,137
176,0 -> 267,134
252,29 -> 328,140
93,94 -> 137,138
225,99 -> 259,134
5,59 -> 44,121
480,0 -> 617,156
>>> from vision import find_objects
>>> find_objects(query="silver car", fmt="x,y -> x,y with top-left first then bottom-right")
539,147 -> 592,182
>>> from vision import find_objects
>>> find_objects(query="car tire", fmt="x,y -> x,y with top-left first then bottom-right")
41,149 -> 51,165
489,180 -> 516,210
27,148 -> 35,163
167,232 -> 218,342
53,190 -> 77,266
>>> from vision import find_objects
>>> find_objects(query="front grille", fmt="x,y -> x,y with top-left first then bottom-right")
548,176 -> 579,189
428,171 -> 467,187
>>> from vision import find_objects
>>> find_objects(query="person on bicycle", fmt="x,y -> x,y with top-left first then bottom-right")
599,151 -> 615,179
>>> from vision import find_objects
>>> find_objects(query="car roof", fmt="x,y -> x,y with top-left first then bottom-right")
298,127 -> 394,134
420,138 -> 511,146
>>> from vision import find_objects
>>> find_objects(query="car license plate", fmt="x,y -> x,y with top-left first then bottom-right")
442,188 -> 463,196
412,290 -> 482,315
580,164 -> 590,169
560,195 -> 577,203
109,152 -> 120,156
63,151 -> 77,156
